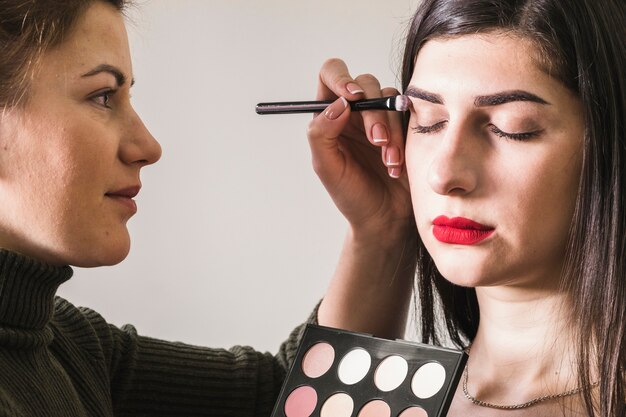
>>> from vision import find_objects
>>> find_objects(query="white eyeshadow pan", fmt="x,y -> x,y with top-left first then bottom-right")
374,355 -> 409,391
337,348 -> 372,385
411,362 -> 447,399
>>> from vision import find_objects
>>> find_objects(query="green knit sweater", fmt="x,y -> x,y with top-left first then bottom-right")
0,249 -> 310,416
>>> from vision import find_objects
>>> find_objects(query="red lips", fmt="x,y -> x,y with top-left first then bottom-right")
432,215 -> 494,245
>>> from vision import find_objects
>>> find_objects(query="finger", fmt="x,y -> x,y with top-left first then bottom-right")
307,97 -> 352,185
354,76 -> 397,148
385,119 -> 404,179
380,87 -> 406,178
354,73 -> 387,148
317,58 -> 364,101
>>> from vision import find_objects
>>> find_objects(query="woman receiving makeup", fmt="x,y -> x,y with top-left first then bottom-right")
0,1 -> 417,416
307,0 -> 624,415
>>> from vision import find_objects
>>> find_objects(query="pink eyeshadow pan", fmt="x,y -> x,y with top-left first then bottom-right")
398,406 -> 428,417
319,392 -> 354,417
357,399 -> 391,417
301,342 -> 335,378
284,385 -> 317,417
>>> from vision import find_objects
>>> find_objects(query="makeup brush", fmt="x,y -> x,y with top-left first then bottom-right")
255,95 -> 410,115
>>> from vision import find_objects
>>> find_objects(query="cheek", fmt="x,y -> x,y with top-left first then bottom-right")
405,135 -> 433,222
10,116 -> 113,223
28,129 -> 88,191
499,146 -> 582,259
47,116 -> 115,183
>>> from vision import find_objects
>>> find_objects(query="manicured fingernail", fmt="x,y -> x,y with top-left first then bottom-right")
372,123 -> 388,144
346,82 -> 364,94
324,97 -> 348,120
389,167 -> 401,178
386,146 -> 401,166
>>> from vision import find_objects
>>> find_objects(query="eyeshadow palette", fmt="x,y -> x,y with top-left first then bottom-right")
271,324 -> 467,417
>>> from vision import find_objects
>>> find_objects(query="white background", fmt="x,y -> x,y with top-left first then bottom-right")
58,0 -> 419,353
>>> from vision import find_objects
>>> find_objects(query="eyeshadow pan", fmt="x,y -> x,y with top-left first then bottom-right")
374,355 -> 408,392
411,362 -> 446,399
302,342 -> 335,378
357,399 -> 391,417
398,406 -> 428,417
284,385 -> 317,417
270,325 -> 467,417
337,348 -> 371,385
319,392 -> 354,417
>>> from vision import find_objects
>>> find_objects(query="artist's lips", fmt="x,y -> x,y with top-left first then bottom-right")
105,186 -> 140,213
432,215 -> 494,245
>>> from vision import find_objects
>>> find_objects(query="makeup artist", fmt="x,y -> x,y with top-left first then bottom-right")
0,0 -> 417,416
309,0 -> 625,415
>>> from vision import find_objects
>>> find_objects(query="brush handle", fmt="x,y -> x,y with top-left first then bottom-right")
255,96 -> 398,114
255,100 -> 332,114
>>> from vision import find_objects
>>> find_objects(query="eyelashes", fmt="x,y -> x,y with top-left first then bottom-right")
412,121 -> 447,135
488,125 -> 543,140
411,121 -> 543,141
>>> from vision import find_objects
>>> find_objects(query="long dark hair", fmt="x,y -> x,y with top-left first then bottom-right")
0,0 -> 129,108
400,0 -> 625,415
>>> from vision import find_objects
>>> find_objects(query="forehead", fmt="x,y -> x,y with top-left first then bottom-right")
407,32 -> 585,109
36,2 -> 131,83
411,33 -> 548,90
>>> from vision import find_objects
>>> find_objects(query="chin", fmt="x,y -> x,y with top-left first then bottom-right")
428,247 -> 494,288
436,267 -> 487,288
66,234 -> 131,268
77,248 -> 129,268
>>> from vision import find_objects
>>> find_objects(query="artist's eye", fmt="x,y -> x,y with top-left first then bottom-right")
90,89 -> 116,109
411,121 -> 447,134
488,124 -> 543,141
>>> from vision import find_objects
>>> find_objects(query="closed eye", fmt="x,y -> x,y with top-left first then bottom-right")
488,124 -> 543,141
411,121 -> 447,134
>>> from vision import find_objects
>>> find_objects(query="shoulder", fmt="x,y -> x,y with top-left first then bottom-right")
51,296 -> 137,364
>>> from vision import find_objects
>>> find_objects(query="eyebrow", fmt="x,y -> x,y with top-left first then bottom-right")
404,86 -> 443,104
474,90 -> 549,106
404,86 -> 550,107
81,64 -> 135,87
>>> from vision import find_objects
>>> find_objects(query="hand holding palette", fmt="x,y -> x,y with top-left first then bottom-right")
272,324 -> 467,417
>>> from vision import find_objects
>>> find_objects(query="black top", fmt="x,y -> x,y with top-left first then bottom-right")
0,249 -> 310,416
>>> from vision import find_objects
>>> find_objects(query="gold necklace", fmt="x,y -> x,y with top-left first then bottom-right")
462,347 -> 599,410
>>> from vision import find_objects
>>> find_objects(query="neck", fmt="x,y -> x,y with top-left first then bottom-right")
467,285 -> 580,405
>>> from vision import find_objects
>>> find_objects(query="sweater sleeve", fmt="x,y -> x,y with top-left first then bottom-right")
74,302 -> 318,417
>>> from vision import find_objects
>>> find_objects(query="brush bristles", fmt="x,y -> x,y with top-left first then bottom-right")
393,95 -> 410,112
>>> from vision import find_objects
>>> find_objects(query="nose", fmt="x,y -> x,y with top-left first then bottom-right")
427,124 -> 479,196
119,108 -> 162,167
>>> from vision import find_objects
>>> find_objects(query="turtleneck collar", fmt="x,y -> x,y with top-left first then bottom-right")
0,249 -> 72,335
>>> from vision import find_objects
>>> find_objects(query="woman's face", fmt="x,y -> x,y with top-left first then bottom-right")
0,2 -> 161,267
405,33 -> 584,289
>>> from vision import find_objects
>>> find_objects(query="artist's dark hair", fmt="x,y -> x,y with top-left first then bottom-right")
0,0 -> 129,107
401,0 -> 625,415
